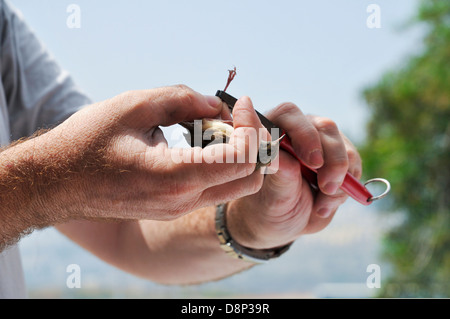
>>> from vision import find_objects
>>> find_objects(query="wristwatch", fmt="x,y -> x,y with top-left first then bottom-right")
215,203 -> 293,264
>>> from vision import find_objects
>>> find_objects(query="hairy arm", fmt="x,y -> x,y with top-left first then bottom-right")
57,207 -> 253,285
0,131 -> 75,250
0,128 -> 252,282
0,86 -> 263,255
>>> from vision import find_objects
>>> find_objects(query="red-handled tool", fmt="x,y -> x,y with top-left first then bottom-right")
216,90 -> 390,205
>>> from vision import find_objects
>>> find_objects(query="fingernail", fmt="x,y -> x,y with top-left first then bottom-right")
317,208 -> 332,218
323,182 -> 340,195
204,95 -> 221,108
308,149 -> 324,167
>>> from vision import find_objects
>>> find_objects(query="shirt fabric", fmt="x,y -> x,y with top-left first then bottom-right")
0,0 -> 91,298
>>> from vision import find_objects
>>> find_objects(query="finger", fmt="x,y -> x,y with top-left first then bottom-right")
312,189 -> 348,220
266,103 -> 324,169
308,116 -> 349,195
164,145 -> 256,189
228,96 -> 269,167
232,96 -> 269,138
301,204 -> 337,235
117,85 -> 223,128
219,101 -> 233,121
163,96 -> 267,192
257,151 -> 302,208
199,170 -> 264,206
341,133 -> 362,180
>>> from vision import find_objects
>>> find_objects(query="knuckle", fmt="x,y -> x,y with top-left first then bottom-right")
347,148 -> 358,163
172,84 -> 196,106
347,148 -> 361,166
325,155 -> 349,173
172,83 -> 191,92
315,117 -> 339,135
333,156 -> 349,171
276,102 -> 301,115
232,104 -> 255,123
179,87 -> 195,105
347,149 -> 362,178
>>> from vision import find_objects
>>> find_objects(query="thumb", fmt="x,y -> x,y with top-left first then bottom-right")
228,96 -> 268,167
231,96 -> 265,132
118,85 -> 223,129
260,151 -> 304,206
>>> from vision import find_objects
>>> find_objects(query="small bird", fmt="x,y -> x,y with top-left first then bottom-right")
179,119 -> 284,170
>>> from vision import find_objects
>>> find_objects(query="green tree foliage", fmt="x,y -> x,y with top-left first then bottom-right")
361,0 -> 449,297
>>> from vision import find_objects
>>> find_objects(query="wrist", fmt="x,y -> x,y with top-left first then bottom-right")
0,133 -> 68,249
1,131 -> 78,223
225,200 -> 293,251
225,200 -> 258,248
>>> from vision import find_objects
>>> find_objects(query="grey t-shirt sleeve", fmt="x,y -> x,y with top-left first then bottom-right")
1,0 -> 92,141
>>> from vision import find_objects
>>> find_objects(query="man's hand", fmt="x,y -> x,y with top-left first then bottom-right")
226,100 -> 362,250
54,85 -> 268,221
0,85 -> 266,249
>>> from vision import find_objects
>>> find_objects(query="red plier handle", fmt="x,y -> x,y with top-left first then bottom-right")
216,90 -> 390,206
279,134 -> 374,205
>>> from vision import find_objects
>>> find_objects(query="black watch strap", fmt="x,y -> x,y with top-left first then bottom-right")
215,203 -> 293,264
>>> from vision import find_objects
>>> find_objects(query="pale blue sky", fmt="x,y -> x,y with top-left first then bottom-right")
12,0 -> 423,142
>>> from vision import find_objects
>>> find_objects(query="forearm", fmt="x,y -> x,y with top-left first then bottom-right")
0,134 -> 62,250
0,129 -> 87,251
58,206 -> 255,285
132,206 -> 255,284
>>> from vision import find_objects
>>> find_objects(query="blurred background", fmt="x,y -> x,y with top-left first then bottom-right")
13,0 -> 449,298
